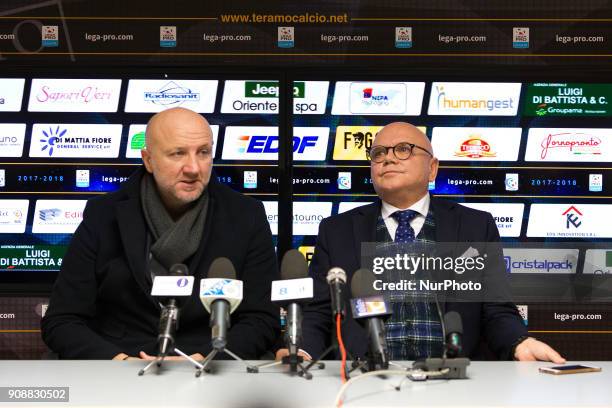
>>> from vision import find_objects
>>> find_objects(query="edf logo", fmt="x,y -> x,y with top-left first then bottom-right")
243,135 -> 318,154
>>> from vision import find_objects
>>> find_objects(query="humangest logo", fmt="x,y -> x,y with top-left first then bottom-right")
28,79 -> 122,112
428,82 -> 521,116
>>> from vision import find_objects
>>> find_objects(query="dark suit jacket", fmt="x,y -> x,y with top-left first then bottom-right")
41,168 -> 279,359
302,197 -> 527,360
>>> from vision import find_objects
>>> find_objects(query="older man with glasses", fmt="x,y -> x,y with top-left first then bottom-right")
278,122 -> 564,364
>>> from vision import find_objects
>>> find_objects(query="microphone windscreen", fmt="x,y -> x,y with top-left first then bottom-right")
168,263 -> 189,277
444,311 -> 463,335
208,257 -> 236,280
326,267 -> 347,285
280,249 -> 309,280
350,268 -> 378,298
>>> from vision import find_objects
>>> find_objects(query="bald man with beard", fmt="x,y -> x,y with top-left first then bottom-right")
42,108 -> 279,360
281,122 -> 564,363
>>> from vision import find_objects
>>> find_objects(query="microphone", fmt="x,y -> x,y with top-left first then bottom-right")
153,263 -> 191,358
272,249 -> 312,358
200,258 -> 243,351
326,267 -> 347,318
444,311 -> 463,358
350,268 -> 391,371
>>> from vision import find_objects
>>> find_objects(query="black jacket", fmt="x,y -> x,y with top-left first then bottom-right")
42,168 -> 279,359
301,197 -> 527,360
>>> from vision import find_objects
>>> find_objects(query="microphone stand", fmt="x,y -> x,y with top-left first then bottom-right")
195,300 -> 257,377
249,304 -> 320,380
138,303 -> 205,376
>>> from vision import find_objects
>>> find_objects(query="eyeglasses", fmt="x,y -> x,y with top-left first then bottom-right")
366,142 -> 433,163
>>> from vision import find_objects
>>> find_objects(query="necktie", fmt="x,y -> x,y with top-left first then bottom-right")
391,209 -> 419,243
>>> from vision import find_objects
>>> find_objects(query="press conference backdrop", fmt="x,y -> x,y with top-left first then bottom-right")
0,0 -> 611,359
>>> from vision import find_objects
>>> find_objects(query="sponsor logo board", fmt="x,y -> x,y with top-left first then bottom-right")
428,82 -> 521,116
263,201 -> 332,236
30,124 -> 122,158
28,79 -> 122,112
331,82 -> 425,115
124,80 -> 218,113
525,128 -> 611,162
524,83 -> 612,117
221,80 -> 329,114
0,200 -> 29,233
0,244 -> 67,272
431,127 -> 521,161
0,123 -> 26,157
527,204 -> 612,238
222,126 -> 328,161
583,249 -> 612,274
32,200 -> 87,234
0,78 -> 25,111
461,203 -> 524,237
503,248 -> 579,274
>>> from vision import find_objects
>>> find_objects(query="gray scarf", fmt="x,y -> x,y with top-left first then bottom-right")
140,172 -> 209,277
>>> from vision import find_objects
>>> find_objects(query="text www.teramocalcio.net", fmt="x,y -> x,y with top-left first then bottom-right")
219,13 -> 349,24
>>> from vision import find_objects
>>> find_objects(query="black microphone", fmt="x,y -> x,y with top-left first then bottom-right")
202,258 -> 241,351
326,267 -> 347,318
157,263 -> 189,358
279,249 -> 310,356
351,268 -> 391,371
444,311 -> 463,358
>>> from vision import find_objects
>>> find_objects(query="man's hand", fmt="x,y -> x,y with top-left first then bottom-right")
275,348 -> 311,361
112,352 -> 205,361
514,338 -> 566,364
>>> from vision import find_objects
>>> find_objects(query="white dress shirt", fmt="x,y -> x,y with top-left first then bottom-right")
381,193 -> 431,241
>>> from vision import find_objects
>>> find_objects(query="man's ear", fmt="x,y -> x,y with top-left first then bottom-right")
141,149 -> 153,173
429,157 -> 439,182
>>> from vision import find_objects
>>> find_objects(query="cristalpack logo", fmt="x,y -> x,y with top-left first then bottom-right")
512,27 -> 529,49
160,26 -> 177,47
539,131 -> 601,159
503,248 -> 578,274
454,135 -> 496,158
30,124 -> 122,158
562,205 -> 582,229
144,81 -> 200,107
395,27 -> 412,48
41,25 -> 58,47
428,82 -> 520,116
278,26 -> 294,48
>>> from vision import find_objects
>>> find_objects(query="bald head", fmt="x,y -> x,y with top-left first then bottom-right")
145,107 -> 212,152
141,108 -> 214,218
370,122 -> 438,209
373,122 -> 433,156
